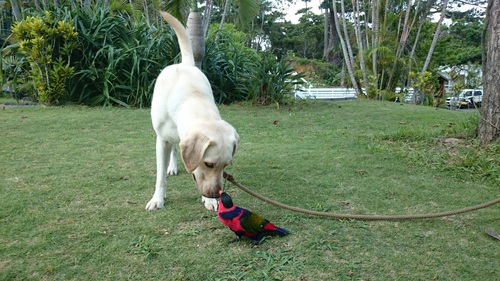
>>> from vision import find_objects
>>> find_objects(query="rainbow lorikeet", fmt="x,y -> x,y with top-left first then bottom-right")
217,192 -> 289,247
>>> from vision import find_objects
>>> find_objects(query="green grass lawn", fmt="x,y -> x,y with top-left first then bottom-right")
1,100 -> 498,280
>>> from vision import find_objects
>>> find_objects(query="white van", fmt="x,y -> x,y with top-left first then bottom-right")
446,89 -> 483,109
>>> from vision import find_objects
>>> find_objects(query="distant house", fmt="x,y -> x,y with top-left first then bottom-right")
437,65 -> 483,96
437,72 -> 452,97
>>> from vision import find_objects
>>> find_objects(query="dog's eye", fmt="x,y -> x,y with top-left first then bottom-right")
204,162 -> 215,168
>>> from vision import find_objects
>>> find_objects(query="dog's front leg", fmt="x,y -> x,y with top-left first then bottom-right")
146,137 -> 172,211
167,146 -> 178,176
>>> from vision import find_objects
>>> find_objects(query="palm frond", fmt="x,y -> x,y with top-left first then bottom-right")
164,0 -> 191,26
237,0 -> 260,26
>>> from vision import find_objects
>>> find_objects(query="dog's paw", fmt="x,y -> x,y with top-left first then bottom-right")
145,198 -> 165,211
167,162 -> 177,176
202,196 -> 218,211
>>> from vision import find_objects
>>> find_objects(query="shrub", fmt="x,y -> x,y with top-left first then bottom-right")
12,11 -> 77,105
241,52 -> 305,106
68,5 -> 177,107
409,71 -> 438,106
203,25 -> 259,104
288,55 -> 341,86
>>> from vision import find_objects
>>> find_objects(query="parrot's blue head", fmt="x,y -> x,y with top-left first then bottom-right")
220,192 -> 234,209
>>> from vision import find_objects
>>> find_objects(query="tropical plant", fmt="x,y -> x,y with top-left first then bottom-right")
68,4 -> 177,107
11,11 -> 77,105
203,24 -> 259,104
410,71 -> 438,106
1,39 -> 29,99
241,51 -> 305,106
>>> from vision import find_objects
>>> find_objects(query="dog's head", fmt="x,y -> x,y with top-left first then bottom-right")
180,121 -> 239,199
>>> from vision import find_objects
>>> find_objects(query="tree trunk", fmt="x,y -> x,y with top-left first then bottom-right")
340,0 -> 355,71
216,0 -> 231,42
409,0 -> 434,68
371,0 -> 379,91
387,0 -> 418,89
10,0 -> 22,21
332,0 -> 361,95
325,9 -> 340,64
187,11 -> 205,69
354,0 -> 368,91
407,0 -> 434,97
478,0 -> 500,145
202,0 -> 213,36
323,8 -> 328,60
421,0 -> 448,74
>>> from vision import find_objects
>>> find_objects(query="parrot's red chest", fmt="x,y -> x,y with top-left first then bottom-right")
218,209 -> 247,233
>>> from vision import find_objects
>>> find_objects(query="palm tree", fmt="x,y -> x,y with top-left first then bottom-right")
165,0 -> 260,68
331,0 -> 361,95
421,0 -> 448,74
371,0 -> 379,91
353,0 -> 367,91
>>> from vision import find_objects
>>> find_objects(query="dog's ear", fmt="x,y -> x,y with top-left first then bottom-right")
230,132 -> 239,164
180,133 -> 212,172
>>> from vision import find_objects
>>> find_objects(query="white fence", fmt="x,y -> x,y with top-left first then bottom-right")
394,87 -> 415,103
294,87 -> 357,100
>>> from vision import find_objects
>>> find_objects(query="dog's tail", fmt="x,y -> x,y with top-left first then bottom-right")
160,11 -> 195,66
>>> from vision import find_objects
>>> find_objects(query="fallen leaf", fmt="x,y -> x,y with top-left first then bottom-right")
273,120 -> 279,125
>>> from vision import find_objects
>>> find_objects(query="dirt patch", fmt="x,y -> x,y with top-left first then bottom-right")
1,102 -> 38,109
438,137 -> 463,145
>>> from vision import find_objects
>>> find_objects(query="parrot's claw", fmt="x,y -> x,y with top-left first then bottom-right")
250,241 -> 260,248
228,237 -> 240,244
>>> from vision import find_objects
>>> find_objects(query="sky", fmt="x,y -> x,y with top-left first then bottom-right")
284,0 -> 323,24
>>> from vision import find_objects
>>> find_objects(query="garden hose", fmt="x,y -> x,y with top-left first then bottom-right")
223,172 -> 500,221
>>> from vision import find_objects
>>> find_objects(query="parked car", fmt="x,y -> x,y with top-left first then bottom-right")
446,89 -> 483,109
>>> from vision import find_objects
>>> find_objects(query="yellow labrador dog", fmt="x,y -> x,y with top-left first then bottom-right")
146,12 -> 239,211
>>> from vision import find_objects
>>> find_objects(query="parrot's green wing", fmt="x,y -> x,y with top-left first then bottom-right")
240,211 -> 268,234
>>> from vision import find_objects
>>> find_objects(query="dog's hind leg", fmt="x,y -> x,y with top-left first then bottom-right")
146,137 -> 172,210
167,146 -> 178,176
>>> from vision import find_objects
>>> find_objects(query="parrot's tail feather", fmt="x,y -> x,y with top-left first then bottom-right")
264,223 -> 289,236
275,227 -> 290,236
